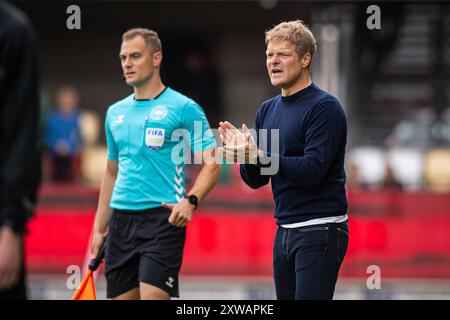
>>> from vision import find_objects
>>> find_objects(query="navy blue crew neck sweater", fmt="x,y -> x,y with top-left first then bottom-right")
240,83 -> 348,225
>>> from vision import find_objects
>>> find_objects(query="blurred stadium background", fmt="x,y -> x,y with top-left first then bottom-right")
12,0 -> 450,299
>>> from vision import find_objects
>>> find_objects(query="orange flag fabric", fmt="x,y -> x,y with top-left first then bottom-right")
71,270 -> 96,300
72,234 -> 107,300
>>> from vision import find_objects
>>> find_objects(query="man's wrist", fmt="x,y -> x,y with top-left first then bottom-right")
93,222 -> 108,234
184,194 -> 199,209
94,226 -> 108,235
0,224 -> 22,237
0,219 -> 25,235
246,148 -> 259,164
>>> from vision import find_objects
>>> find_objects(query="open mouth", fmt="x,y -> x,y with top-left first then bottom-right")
271,69 -> 282,75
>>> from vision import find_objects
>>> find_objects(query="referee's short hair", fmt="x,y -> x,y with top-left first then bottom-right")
265,20 -> 317,68
122,28 -> 162,53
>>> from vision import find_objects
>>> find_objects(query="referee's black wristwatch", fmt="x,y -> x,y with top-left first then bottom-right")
185,194 -> 199,209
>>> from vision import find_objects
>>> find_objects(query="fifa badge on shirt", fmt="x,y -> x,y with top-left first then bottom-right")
145,128 -> 165,151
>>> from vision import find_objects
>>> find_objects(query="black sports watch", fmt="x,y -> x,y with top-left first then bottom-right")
185,194 -> 199,209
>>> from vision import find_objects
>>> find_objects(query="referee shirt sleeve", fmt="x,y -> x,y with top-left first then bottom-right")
182,100 -> 216,154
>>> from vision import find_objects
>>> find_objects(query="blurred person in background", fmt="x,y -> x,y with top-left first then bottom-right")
219,20 -> 348,300
346,163 -> 363,189
0,2 -> 41,299
382,165 -> 403,190
90,28 -> 220,300
44,86 -> 83,182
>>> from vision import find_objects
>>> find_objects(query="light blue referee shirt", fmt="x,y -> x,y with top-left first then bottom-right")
105,87 -> 216,210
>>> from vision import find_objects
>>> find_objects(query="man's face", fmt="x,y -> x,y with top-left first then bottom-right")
57,91 -> 78,114
119,36 -> 160,87
266,40 -> 305,89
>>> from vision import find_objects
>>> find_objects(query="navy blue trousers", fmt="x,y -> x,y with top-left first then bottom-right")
273,221 -> 349,300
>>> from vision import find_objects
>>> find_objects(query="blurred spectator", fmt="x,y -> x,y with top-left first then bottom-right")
386,147 -> 424,191
349,146 -> 386,189
0,2 -> 41,299
348,146 -> 427,191
383,106 -> 450,192
44,86 -> 83,182
382,165 -> 403,190
346,163 -> 363,189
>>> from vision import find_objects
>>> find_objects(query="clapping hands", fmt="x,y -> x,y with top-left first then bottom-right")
217,121 -> 259,164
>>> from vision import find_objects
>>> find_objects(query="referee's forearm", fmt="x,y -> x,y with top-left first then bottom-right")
93,169 -> 116,233
187,163 -> 221,203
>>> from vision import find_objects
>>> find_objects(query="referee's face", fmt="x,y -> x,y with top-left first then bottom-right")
120,36 -> 160,87
266,40 -> 303,90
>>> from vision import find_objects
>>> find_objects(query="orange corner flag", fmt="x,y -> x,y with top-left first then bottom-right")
71,270 -> 97,300
71,234 -> 107,300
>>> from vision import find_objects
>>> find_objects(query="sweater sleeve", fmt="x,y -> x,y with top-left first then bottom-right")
273,99 -> 346,187
240,108 -> 271,189
0,8 -> 41,233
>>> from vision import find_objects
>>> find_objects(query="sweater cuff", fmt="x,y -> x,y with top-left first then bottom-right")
256,150 -> 272,168
0,200 -> 34,234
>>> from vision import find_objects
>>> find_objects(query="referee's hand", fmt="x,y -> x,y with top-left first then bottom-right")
162,201 -> 194,228
91,231 -> 106,259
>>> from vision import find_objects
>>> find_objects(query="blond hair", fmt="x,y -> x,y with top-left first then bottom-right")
122,28 -> 162,53
265,20 -> 317,66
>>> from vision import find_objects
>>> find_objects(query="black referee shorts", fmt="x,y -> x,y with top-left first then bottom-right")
105,207 -> 186,298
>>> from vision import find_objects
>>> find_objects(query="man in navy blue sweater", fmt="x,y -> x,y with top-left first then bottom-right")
218,20 -> 349,300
